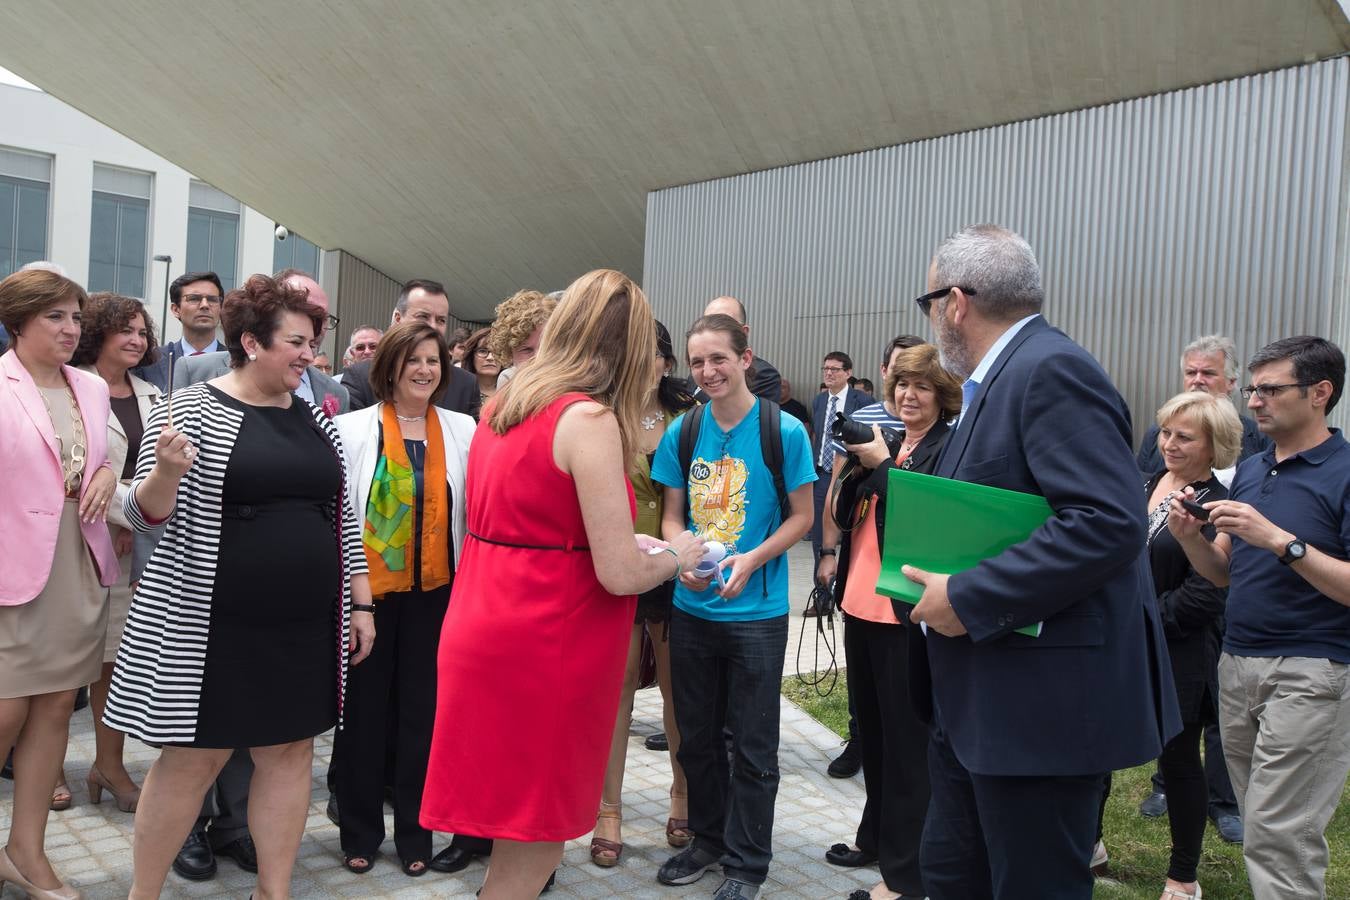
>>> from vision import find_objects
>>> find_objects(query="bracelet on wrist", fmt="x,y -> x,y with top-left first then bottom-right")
660,546 -> 682,581
819,548 -> 837,557
351,603 -> 376,614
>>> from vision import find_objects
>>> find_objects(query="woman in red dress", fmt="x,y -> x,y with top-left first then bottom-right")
421,268 -> 706,898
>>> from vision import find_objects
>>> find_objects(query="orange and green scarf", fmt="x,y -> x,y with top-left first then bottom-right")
363,403 -> 451,598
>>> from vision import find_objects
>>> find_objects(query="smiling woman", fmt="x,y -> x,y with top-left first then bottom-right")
331,321 -> 474,876
102,273 -> 375,899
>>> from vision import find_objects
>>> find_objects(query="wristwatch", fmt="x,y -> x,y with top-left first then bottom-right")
1278,539 -> 1306,566
819,548 -> 837,557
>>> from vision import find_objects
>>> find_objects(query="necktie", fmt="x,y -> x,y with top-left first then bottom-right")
820,394 -> 838,470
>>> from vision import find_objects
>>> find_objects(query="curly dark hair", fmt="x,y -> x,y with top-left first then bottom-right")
71,292 -> 159,368
222,274 -> 325,368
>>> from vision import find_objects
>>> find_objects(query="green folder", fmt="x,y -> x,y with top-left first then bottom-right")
876,468 -> 1052,638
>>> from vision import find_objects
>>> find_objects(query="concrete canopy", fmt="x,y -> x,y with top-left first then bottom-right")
1,1 -> 1346,319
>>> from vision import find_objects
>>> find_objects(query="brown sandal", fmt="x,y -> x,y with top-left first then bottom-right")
590,803 -> 623,867
667,790 -> 694,847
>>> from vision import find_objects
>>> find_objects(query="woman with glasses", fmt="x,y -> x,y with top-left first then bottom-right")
0,268 -> 121,900
461,327 -> 501,418
104,274 -> 374,900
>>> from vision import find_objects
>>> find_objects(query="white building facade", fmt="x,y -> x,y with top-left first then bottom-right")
1,82 -> 321,344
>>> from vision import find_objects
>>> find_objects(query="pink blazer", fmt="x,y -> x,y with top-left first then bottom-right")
0,351 -> 120,604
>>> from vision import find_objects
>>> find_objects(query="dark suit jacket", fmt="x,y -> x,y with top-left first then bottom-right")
925,317 -> 1180,777
1136,414 -> 1270,474
134,340 -> 189,392
343,358 -> 479,418
811,387 -> 869,469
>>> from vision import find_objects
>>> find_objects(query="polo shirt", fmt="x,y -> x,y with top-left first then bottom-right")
1223,429 -> 1350,663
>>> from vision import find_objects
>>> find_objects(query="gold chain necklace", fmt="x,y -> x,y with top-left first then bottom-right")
39,379 -> 87,496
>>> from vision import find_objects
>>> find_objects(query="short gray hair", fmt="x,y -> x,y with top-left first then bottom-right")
1180,334 -> 1239,381
932,224 -> 1043,321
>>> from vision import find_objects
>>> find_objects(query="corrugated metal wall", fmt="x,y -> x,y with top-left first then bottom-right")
643,59 -> 1350,439
328,250 -> 486,363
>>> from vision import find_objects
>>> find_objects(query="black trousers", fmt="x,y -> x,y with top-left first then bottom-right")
335,586 -> 448,861
845,614 -> 929,894
921,727 -> 1102,899
1149,720 -> 1239,818
194,748 -> 252,847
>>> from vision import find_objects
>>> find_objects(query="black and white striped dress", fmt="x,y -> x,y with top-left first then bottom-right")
103,383 -> 366,746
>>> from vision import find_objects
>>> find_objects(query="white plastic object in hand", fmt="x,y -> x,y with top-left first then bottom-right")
692,540 -> 729,590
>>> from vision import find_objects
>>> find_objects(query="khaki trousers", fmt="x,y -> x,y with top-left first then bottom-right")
1218,653 -> 1350,899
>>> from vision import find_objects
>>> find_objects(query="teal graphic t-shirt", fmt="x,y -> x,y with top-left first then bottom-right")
651,400 -> 815,621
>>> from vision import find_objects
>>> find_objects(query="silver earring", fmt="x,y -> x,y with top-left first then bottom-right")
248,353 -> 257,361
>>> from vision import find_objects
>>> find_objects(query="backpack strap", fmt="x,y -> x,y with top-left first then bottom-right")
757,398 -> 791,523
678,403 -> 704,521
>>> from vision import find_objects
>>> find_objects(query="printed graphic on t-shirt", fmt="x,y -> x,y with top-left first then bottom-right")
688,455 -> 747,547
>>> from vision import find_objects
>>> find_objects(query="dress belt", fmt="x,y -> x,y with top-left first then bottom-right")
221,500 -> 331,521
467,529 -> 589,552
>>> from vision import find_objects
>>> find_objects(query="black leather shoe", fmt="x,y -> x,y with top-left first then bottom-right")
645,733 -> 670,751
1138,790 -> 1167,818
172,830 -> 217,880
825,843 -> 877,867
429,845 -> 482,874
827,740 -> 862,778
214,835 -> 259,873
326,794 -> 340,827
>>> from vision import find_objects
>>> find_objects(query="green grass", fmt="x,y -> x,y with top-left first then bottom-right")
781,668 -> 1350,899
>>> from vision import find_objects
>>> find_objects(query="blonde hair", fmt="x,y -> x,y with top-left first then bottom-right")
488,289 -> 557,363
1155,391 -> 1243,470
489,270 -> 657,468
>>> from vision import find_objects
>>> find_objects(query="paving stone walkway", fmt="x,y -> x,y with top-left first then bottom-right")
4,545 -> 869,898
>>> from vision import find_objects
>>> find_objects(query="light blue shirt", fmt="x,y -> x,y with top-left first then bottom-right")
651,400 -> 816,622
957,313 -> 1041,426
295,369 -> 314,404
178,337 -> 221,357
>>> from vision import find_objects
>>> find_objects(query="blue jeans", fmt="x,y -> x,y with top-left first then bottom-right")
670,608 -> 788,885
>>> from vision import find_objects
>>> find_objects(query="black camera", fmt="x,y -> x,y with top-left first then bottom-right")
830,412 -> 902,452
830,411 -> 874,446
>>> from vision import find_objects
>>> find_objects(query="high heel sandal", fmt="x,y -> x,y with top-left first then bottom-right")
86,766 -> 140,813
1162,884 -> 1202,900
589,802 -> 623,867
666,791 -> 694,848
0,847 -> 82,899
50,779 -> 73,812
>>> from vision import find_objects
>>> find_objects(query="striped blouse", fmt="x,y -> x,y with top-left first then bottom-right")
102,383 -> 367,744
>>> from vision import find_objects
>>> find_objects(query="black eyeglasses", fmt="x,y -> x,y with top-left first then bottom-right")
180,293 -> 222,306
324,314 -> 340,330
1240,382 -> 1317,400
913,285 -> 977,316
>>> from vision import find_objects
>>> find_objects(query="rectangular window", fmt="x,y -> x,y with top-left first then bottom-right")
273,226 -> 321,278
0,147 -> 52,280
186,181 -> 240,291
89,164 -> 152,297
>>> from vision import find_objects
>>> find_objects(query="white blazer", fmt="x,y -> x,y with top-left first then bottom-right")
334,403 -> 475,563
78,366 -> 161,531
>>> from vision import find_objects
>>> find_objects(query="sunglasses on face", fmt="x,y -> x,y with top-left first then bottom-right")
913,285 -> 978,316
